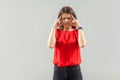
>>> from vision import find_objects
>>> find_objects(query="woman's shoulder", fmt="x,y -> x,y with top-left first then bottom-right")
56,29 -> 61,32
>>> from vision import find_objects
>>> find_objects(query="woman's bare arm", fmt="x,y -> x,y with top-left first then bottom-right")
78,29 -> 86,48
47,17 -> 62,48
47,26 -> 56,48
71,15 -> 87,48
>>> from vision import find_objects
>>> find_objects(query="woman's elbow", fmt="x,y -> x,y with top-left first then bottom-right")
47,44 -> 55,49
80,44 -> 86,48
79,41 -> 87,48
47,39 -> 56,49
48,45 -> 54,49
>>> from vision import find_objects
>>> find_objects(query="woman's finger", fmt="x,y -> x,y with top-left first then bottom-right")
58,16 -> 62,21
71,15 -> 76,20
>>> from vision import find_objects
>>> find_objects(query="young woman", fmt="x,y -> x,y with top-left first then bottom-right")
47,6 -> 86,80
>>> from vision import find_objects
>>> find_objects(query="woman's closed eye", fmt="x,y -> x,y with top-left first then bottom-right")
62,17 -> 72,20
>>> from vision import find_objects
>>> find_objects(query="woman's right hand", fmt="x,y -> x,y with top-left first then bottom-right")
53,16 -> 62,29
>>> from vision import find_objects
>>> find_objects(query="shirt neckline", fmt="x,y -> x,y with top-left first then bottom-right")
62,29 -> 76,32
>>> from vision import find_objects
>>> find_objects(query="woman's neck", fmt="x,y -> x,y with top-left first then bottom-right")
63,26 -> 73,31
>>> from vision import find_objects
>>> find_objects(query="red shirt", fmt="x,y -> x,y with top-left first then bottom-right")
53,29 -> 82,67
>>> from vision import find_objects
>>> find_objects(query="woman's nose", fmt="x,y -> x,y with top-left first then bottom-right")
64,19 -> 68,22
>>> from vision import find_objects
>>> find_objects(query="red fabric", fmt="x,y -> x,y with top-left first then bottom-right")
53,29 -> 82,67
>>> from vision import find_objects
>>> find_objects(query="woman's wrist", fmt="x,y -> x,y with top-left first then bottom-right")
52,25 -> 58,29
77,26 -> 83,30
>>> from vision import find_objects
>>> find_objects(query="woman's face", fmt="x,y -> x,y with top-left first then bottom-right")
61,13 -> 73,27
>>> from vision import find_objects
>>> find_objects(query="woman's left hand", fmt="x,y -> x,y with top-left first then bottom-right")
71,15 -> 81,29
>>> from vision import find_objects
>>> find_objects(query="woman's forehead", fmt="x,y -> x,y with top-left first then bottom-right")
61,13 -> 72,18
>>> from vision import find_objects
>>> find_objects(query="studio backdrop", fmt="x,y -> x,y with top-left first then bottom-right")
0,0 -> 120,80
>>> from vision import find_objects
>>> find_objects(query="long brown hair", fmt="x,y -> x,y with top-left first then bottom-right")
58,6 -> 77,29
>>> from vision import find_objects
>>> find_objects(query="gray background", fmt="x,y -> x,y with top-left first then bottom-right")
0,0 -> 120,80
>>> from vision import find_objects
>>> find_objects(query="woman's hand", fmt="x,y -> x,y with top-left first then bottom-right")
53,16 -> 62,29
71,15 -> 81,29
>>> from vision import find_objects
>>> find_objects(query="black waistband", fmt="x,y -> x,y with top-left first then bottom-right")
54,64 -> 80,70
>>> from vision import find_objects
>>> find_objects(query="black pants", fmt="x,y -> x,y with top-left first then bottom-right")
53,65 -> 83,80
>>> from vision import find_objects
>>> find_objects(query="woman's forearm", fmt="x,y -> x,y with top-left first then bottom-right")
78,30 -> 86,48
47,26 -> 56,48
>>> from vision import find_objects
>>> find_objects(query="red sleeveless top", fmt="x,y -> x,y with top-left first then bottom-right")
53,29 -> 82,67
